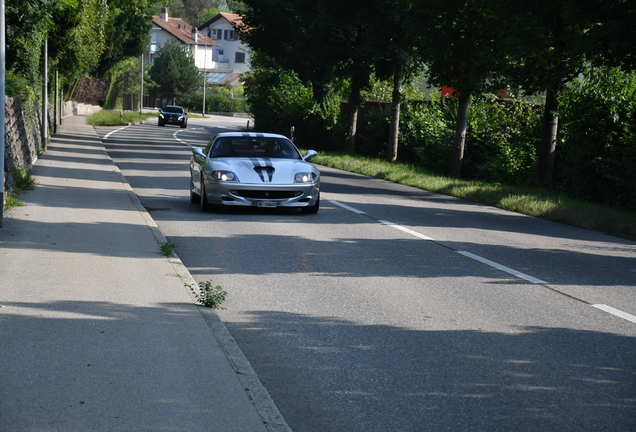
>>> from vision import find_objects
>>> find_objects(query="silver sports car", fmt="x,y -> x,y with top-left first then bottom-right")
190,132 -> 321,213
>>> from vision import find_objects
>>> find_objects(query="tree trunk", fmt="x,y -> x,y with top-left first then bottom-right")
387,61 -> 405,163
449,93 -> 470,178
535,88 -> 560,188
345,75 -> 362,154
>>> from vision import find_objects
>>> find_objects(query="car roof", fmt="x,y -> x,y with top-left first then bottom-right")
215,132 -> 290,140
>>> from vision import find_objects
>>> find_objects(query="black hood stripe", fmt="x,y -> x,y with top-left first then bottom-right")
249,157 -> 274,182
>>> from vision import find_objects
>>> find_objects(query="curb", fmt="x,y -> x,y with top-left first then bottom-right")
92,126 -> 292,432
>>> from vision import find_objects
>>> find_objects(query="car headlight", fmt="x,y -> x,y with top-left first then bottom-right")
294,172 -> 316,183
212,171 -> 238,182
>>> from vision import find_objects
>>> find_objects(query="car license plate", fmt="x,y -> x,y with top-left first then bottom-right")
257,201 -> 277,208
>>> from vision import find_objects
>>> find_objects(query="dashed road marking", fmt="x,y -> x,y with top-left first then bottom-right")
378,220 -> 435,241
456,251 -> 548,284
592,304 -> 636,324
328,200 -> 367,215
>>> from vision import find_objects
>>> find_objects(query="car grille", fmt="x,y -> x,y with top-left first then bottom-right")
234,190 -> 300,199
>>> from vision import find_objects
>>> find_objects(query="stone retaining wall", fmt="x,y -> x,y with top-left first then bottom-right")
3,97 -> 102,195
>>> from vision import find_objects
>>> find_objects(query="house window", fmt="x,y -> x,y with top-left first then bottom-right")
224,29 -> 237,41
211,28 -> 222,39
235,52 -> 246,63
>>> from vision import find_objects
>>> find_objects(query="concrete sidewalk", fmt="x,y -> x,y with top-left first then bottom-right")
0,115 -> 289,431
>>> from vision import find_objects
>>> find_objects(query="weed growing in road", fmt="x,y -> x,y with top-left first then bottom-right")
186,281 -> 227,309
159,240 -> 178,256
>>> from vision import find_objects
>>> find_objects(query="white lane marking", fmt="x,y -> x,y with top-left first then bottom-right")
457,251 -> 547,284
378,220 -> 435,241
592,304 -> 636,324
328,200 -> 366,215
103,126 -> 129,140
174,128 -> 201,147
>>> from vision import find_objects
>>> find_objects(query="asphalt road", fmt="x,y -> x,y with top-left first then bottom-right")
96,116 -> 636,432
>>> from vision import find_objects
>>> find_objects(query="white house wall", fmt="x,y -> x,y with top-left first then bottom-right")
204,21 -> 251,74
144,28 -> 216,71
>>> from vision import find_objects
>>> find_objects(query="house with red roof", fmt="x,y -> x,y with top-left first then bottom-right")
144,8 -> 242,87
198,12 -> 251,79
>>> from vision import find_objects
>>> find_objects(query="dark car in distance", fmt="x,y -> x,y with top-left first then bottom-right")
158,105 -> 187,128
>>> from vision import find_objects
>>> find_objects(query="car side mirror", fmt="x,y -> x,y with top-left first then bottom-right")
192,147 -> 206,159
304,150 -> 317,160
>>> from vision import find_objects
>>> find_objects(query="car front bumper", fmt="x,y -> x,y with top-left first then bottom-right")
204,181 -> 320,208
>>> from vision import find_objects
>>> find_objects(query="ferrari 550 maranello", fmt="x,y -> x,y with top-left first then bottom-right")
190,132 -> 321,213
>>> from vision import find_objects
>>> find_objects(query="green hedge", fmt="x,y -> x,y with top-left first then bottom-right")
555,67 -> 636,210
180,92 -> 249,114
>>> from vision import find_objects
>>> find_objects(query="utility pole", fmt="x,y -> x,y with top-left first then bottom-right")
42,39 -> 48,151
140,53 -> 143,116
54,71 -> 58,134
1,0 -> 6,229
202,34 -> 207,117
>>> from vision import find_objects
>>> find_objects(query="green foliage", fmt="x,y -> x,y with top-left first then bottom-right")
309,150 -> 636,240
148,40 -> 201,103
180,92 -> 249,113
48,0 -> 108,78
96,0 -> 155,77
186,281 -> 228,309
461,96 -> 542,184
359,95 -> 542,183
243,63 -> 342,148
87,110 -> 157,126
159,240 -> 178,256
5,0 -> 52,83
4,166 -> 36,211
3,195 -> 26,211
11,166 -> 37,192
361,73 -> 425,102
555,67 -> 636,210
200,7 -> 222,23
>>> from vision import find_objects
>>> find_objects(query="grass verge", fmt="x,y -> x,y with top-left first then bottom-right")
309,152 -> 636,242
3,166 -> 36,211
87,110 -> 158,126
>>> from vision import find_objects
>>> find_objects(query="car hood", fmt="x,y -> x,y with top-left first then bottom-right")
208,157 -> 318,185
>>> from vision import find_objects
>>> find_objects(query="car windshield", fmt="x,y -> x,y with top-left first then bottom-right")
209,137 -> 302,160
163,106 -> 184,114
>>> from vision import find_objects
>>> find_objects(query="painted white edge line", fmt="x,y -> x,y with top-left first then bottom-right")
328,200 -> 366,215
103,125 -> 129,140
592,304 -> 636,324
457,250 -> 547,284
378,220 -> 435,241
173,130 -> 192,147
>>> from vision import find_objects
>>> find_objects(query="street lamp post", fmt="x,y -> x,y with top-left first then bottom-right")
202,35 -> 207,117
140,53 -> 143,116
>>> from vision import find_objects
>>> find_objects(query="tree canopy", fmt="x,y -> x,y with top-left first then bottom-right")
148,39 -> 201,103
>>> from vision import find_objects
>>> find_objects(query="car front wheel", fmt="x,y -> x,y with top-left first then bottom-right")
189,174 -> 200,203
199,178 -> 210,211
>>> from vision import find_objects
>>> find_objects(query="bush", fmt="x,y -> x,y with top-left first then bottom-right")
181,91 -> 249,113
462,95 -> 542,185
358,95 -> 541,183
555,66 -> 636,210
243,66 -> 341,149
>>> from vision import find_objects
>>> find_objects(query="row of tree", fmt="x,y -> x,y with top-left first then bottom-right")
7,0 -> 162,93
238,0 -> 635,187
